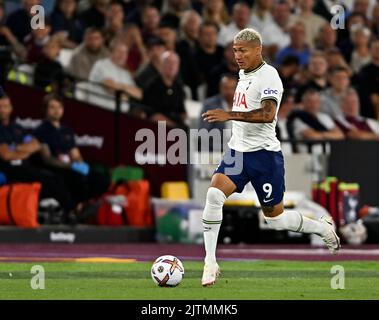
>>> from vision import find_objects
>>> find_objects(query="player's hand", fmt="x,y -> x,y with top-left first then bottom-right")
202,109 -> 230,122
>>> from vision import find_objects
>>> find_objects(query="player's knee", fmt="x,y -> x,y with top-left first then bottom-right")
206,187 -> 226,208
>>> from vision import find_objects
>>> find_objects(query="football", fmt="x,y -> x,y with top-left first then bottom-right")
151,255 -> 185,287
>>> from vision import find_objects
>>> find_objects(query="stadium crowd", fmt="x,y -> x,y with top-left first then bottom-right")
1,0 -> 379,222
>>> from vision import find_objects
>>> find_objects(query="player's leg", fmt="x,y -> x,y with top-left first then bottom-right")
261,201 -> 340,254
202,149 -> 249,286
251,151 -> 340,254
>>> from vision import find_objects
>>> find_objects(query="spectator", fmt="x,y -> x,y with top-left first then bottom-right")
198,74 -> 237,150
88,40 -> 143,110
50,0 -> 84,47
295,51 -> 329,103
261,1 -> 292,61
160,0 -> 192,29
135,37 -> 166,91
34,40 -> 65,92
118,24 -> 148,74
178,10 -> 202,51
141,5 -> 161,42
372,3 -> 379,37
250,0 -> 274,34
102,2 -> 125,46
294,0 -> 327,49
67,27 -> 109,81
315,23 -> 338,52
325,48 -> 352,75
276,55 -> 300,98
276,22 -> 311,67
80,0 -> 110,29
335,88 -> 379,140
202,0 -> 230,29
6,0 -> 41,43
207,41 -> 239,97
320,66 -> 351,118
23,18 -> 53,63
34,93 -> 110,210
350,25 -> 371,74
357,38 -> 379,119
143,51 -> 187,128
288,89 -> 344,141
0,94 -> 75,219
218,2 -> 252,47
157,22 -> 199,100
194,22 -> 223,86
276,93 -> 297,143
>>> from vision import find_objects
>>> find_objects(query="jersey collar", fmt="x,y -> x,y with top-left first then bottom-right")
243,61 -> 266,75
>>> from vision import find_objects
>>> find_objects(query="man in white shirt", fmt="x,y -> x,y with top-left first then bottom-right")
217,2 -> 252,47
88,40 -> 142,111
201,28 -> 341,287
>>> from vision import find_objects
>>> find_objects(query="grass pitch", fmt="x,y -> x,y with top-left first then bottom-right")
0,260 -> 378,300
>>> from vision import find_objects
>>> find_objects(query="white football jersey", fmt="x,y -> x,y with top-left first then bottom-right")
228,61 -> 284,152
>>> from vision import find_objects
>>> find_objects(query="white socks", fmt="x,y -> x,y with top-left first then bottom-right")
203,187 -> 226,265
264,210 -> 326,236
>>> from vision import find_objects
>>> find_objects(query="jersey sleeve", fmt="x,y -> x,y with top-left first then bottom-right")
259,68 -> 283,105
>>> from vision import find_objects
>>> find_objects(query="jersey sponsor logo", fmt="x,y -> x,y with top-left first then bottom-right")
263,88 -> 278,95
233,91 -> 247,109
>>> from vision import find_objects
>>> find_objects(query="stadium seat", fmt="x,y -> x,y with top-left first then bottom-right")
111,166 -> 144,183
161,181 -> 190,200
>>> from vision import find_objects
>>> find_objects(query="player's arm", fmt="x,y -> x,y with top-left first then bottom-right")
69,147 -> 84,162
202,99 -> 277,123
15,137 -> 41,154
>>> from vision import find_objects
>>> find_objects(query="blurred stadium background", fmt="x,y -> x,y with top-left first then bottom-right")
1,0 -> 379,299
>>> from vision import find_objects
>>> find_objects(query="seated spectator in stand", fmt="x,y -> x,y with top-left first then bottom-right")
250,0 -> 275,35
34,40 -> 65,92
295,51 -> 329,103
102,2 -> 125,46
315,23 -> 338,52
198,74 -> 237,151
160,0 -> 192,29
357,38 -> 379,119
207,41 -> 239,97
350,25 -> 371,75
294,0 -> 327,49
194,22 -> 224,86
320,66 -> 351,118
50,0 -> 85,48
6,0 -> 41,43
218,2 -> 252,47
261,1 -> 292,62
277,92 -> 297,142
67,27 -> 109,81
23,18 -> 53,63
141,5 -> 161,43
177,10 -> 201,53
278,55 -> 301,97
34,94 -> 110,211
335,89 -> 379,140
276,22 -> 311,67
0,3 -> 26,68
202,0 -> 230,29
118,24 -> 148,74
88,40 -> 142,111
0,94 -> 76,219
372,3 -> 379,37
80,0 -> 110,29
135,37 -> 166,91
288,90 -> 344,141
325,48 -> 352,75
143,51 -> 187,128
